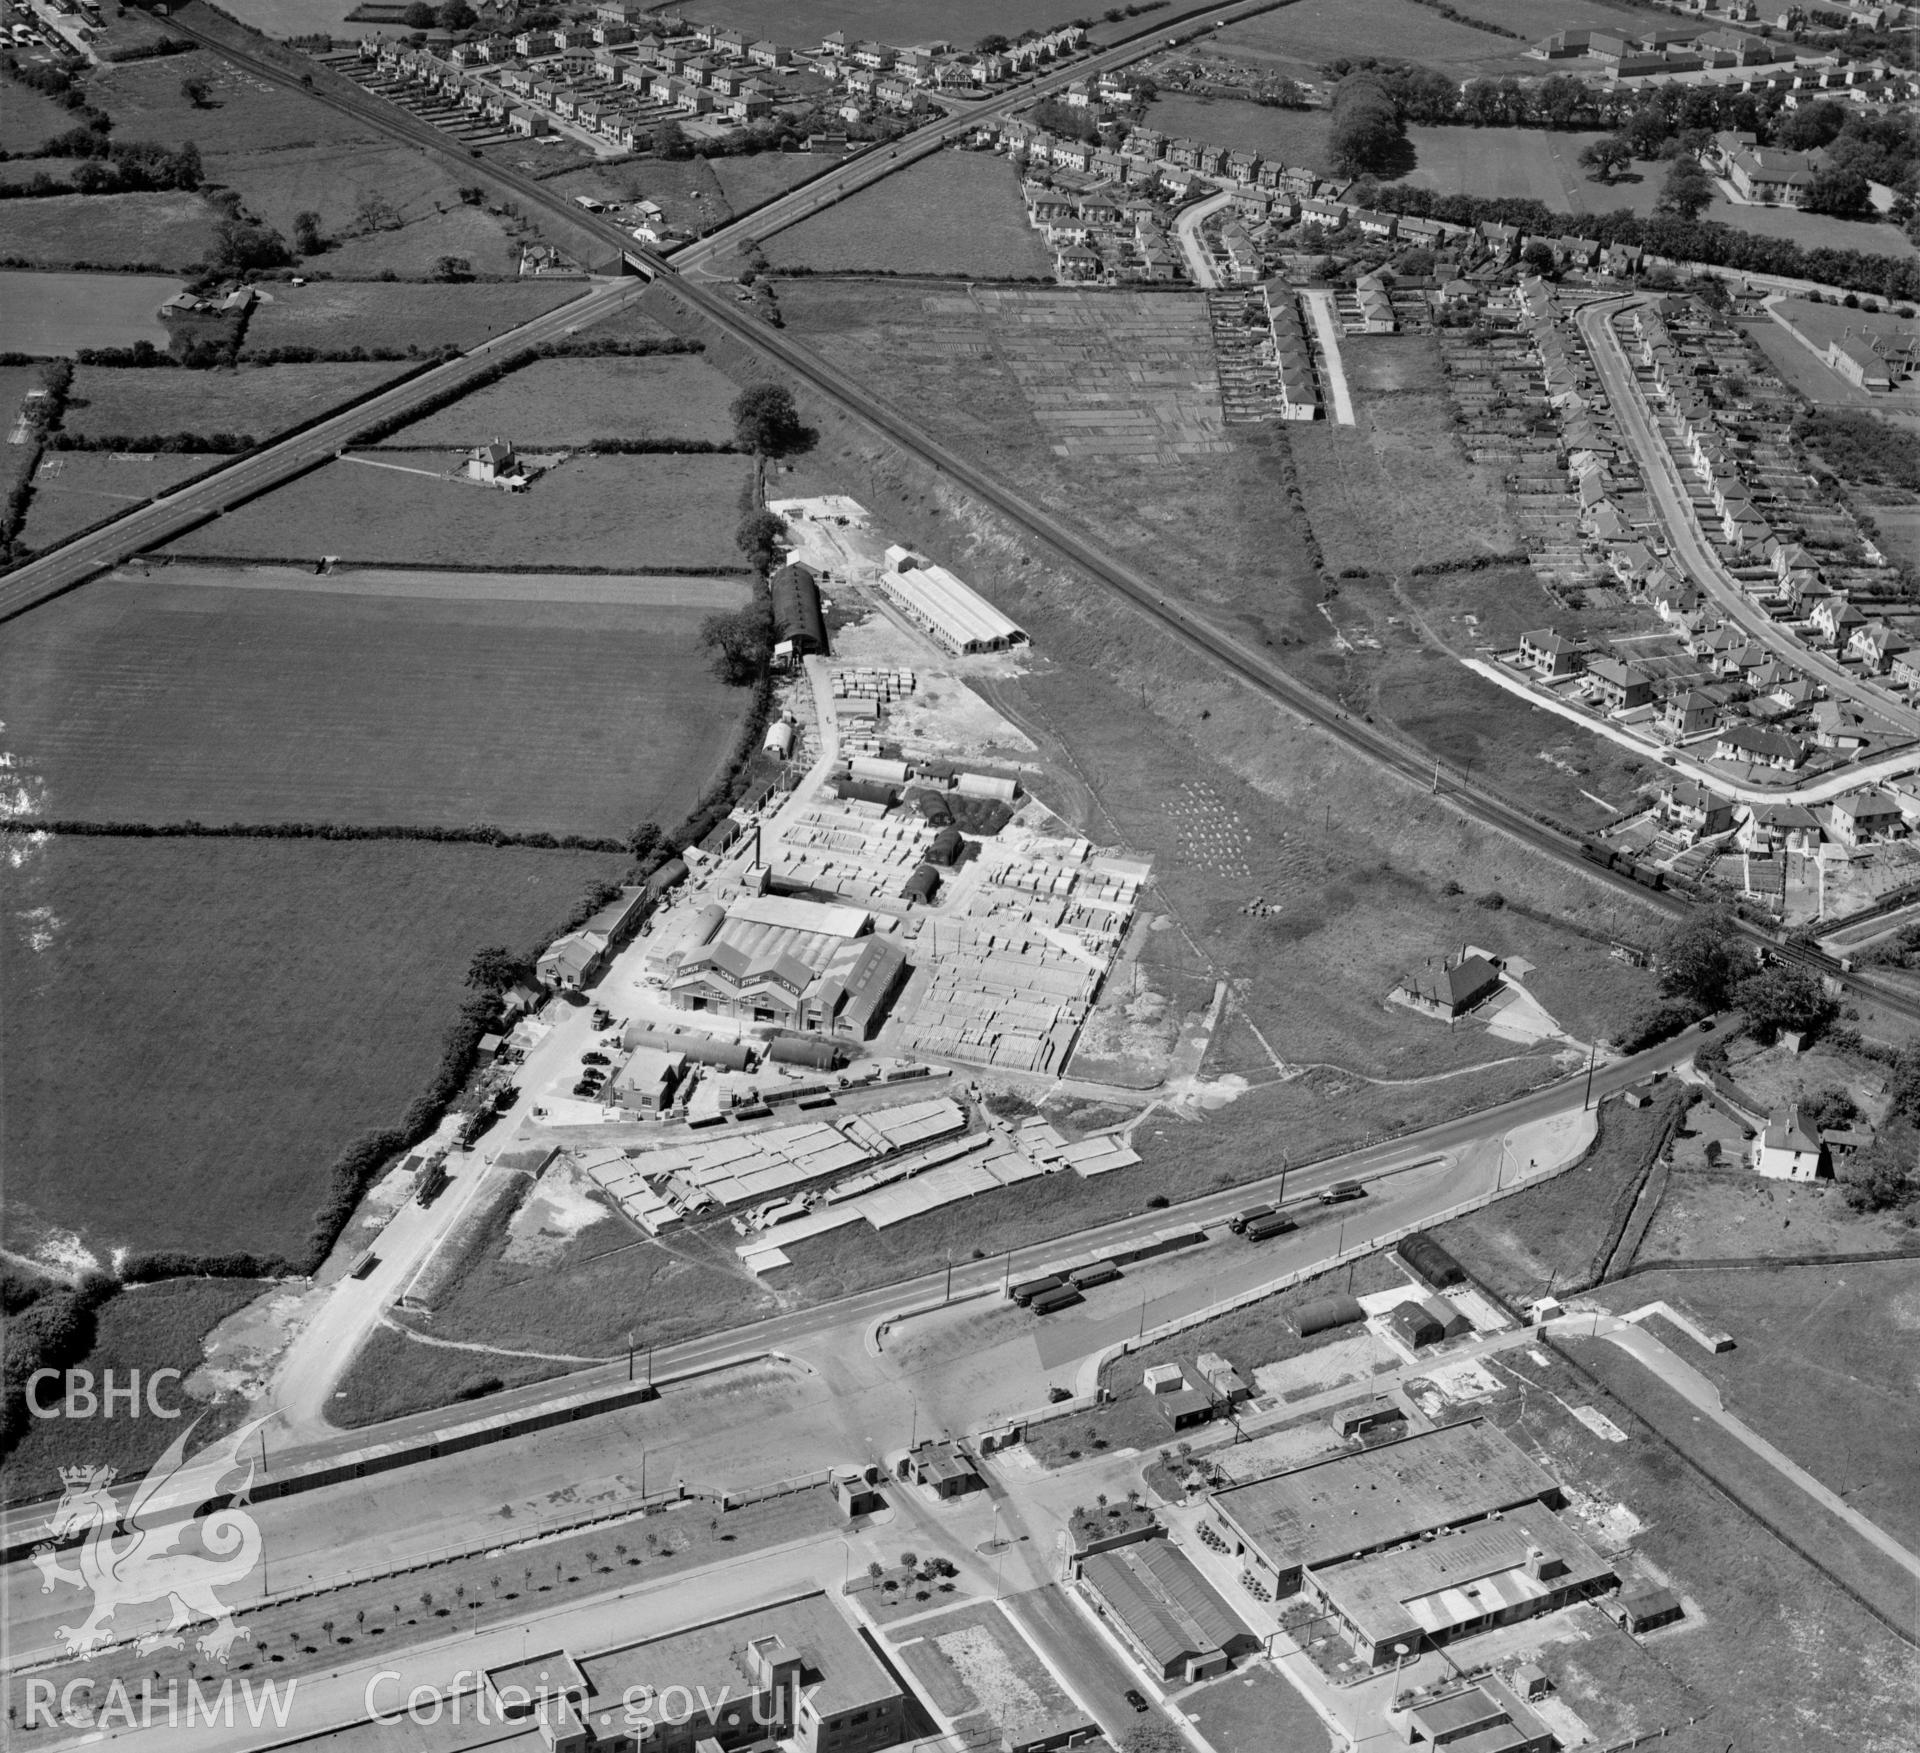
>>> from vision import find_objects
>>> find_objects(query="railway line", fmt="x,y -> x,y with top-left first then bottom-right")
7,3 -> 1919,1028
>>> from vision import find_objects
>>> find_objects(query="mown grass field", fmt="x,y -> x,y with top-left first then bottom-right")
0,191 -> 220,269
389,355 -> 742,448
65,360 -> 410,439
241,279 -> 585,355
89,49 -> 380,154
165,451 -> 751,571
19,451 -> 220,552
1465,1349 -> 1919,1753
1,835 -> 627,1265
710,151 -> 831,218
0,268 -> 179,356
0,567 -> 754,833
3,1276 -> 267,1493
1595,1258 -> 1920,1556
764,151 -> 1049,277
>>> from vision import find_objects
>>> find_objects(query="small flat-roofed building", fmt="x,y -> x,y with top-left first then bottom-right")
577,1593 -> 911,1753
1156,1386 -> 1215,1431
902,1438 -> 983,1498
1311,1502 -> 1615,1665
1078,1536 -> 1256,1681
1205,1420 -> 1562,1597
1615,1582 -> 1684,1633
1403,1676 -> 1555,1753
612,1045 -> 686,1116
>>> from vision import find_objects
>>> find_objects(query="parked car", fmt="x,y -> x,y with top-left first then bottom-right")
582,1050 -> 609,1065
1124,1690 -> 1149,1714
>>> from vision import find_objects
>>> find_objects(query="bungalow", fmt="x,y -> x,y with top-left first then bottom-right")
1714,724 -> 1804,770
1812,699 -> 1877,752
1662,689 -> 1721,737
1587,655 -> 1654,712
1609,542 -> 1655,586
1657,778 -> 1736,842
1518,628 -> 1582,678
1828,788 -> 1906,847
1753,1105 -> 1827,1180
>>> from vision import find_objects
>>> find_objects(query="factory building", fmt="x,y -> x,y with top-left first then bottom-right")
1205,1421 -> 1567,1598
667,895 -> 908,1040
1076,1536 -> 1255,1681
878,546 -> 1028,655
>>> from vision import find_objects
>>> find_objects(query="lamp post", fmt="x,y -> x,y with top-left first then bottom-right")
1392,1643 -> 1412,1703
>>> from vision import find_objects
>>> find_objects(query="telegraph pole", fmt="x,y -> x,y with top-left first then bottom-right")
1582,1040 -> 1597,1111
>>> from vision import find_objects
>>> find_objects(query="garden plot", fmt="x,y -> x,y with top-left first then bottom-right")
972,288 -> 1231,464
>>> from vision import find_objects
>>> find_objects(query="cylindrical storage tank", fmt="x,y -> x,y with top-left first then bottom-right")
768,1034 -> 840,1070
1290,1294 -> 1366,1337
1397,1232 -> 1465,1290
764,720 -> 795,758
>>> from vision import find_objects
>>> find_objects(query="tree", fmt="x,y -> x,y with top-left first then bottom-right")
1658,911 -> 1744,1011
651,119 -> 690,158
355,189 -> 401,233
1800,1085 -> 1857,1130
1804,165 -> 1872,220
736,508 -> 786,571
1775,99 -> 1847,152
402,1 -> 434,26
699,601 -> 775,685
437,0 -> 474,28
1734,965 -> 1833,1043
730,383 -> 810,458
627,820 -> 663,862
210,218 -> 291,274
1842,1118 -> 1914,1212
292,209 -> 324,255
430,254 -> 473,281
179,74 -> 211,108
1657,156 -> 1715,222
1327,74 -> 1404,177
1520,240 -> 1556,276
976,32 -> 1009,52
1578,134 -> 1633,185
466,946 -> 526,992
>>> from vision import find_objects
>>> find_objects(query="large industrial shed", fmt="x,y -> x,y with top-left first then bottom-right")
879,545 -> 1028,655
771,562 -> 829,657
1204,1421 -> 1564,1596
1077,1537 -> 1255,1681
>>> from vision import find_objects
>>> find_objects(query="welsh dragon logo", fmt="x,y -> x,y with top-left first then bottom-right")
30,1415 -> 270,1662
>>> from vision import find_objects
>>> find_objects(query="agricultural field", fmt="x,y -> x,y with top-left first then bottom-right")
64,360 -> 410,439
0,80 -> 79,153
88,49 -> 379,154
0,834 -> 627,1266
388,354 -> 742,448
18,452 -> 220,552
764,151 -> 1049,277
0,191 -> 221,270
0,156 -> 91,190
164,451 -> 752,571
709,150 -> 832,218
240,278 -> 586,355
0,565 -> 755,834
206,141 -> 522,272
0,269 -> 180,356
1208,0 -> 1533,76
662,0 -> 1081,50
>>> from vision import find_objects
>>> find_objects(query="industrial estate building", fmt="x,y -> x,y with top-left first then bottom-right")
666,895 -> 910,1040
1076,1536 -> 1255,1681
483,1595 -> 912,1753
879,545 -> 1029,655
1205,1422 -> 1615,1663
